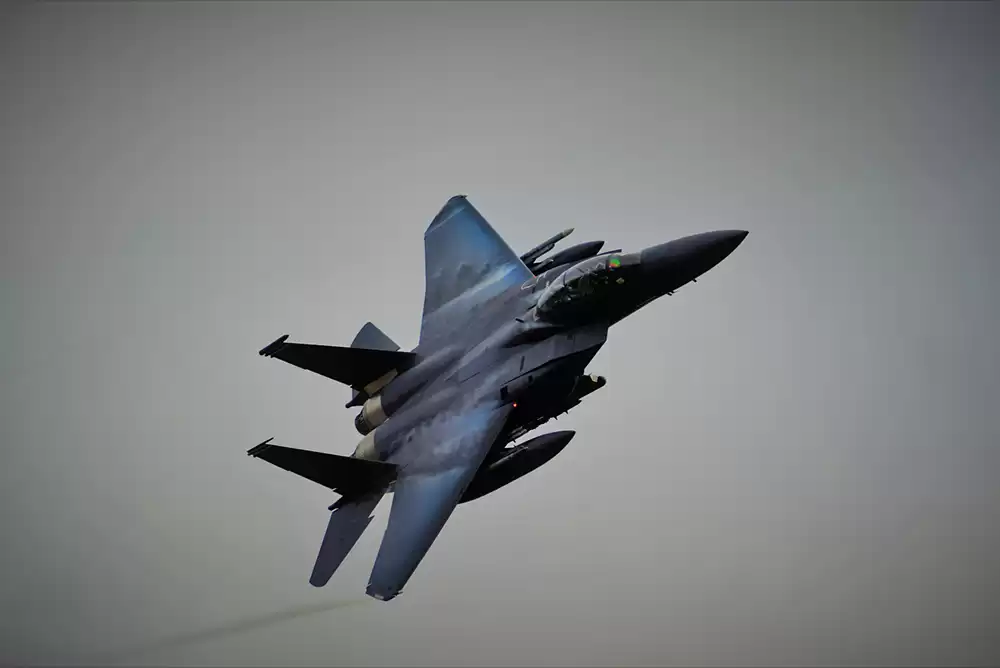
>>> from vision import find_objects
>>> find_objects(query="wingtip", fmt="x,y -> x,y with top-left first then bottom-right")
259,334 -> 289,357
427,195 -> 472,237
247,437 -> 275,457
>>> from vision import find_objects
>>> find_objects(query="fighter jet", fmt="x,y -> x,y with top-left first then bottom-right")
250,195 -> 748,601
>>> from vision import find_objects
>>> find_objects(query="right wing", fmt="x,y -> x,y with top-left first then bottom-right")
365,400 -> 513,601
419,195 -> 534,344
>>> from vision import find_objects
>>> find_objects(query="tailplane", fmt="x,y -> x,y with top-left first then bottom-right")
259,334 -> 416,399
248,438 -> 396,588
247,438 -> 396,498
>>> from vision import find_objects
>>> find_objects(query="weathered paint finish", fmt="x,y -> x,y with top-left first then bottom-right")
252,194 -> 749,601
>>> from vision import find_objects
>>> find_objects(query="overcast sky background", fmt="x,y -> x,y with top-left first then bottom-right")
2,1 -> 998,666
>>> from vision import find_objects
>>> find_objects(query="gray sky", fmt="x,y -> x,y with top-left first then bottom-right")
2,1 -> 998,666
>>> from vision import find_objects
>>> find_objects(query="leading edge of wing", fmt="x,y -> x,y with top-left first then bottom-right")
365,402 -> 512,601
419,195 -> 533,343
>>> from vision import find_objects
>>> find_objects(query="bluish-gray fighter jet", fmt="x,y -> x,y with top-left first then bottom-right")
250,195 -> 748,601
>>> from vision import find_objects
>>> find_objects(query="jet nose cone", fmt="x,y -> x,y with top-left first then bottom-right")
639,229 -> 749,294
726,229 -> 750,245
641,229 -> 748,267
727,229 -> 750,248
692,229 -> 749,258
713,229 -> 749,259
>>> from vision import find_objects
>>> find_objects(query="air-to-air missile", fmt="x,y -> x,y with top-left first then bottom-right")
519,227 -> 575,270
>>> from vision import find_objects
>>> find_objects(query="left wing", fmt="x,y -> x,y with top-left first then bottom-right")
365,400 -> 513,600
419,195 -> 533,344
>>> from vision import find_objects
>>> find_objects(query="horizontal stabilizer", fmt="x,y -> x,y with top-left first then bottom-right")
248,438 -> 397,498
310,492 -> 384,587
259,335 -> 417,393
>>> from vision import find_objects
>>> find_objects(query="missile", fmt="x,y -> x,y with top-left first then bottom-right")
459,430 -> 576,503
529,240 -> 606,275
520,228 -> 574,267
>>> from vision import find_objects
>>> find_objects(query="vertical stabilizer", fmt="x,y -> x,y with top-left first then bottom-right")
350,322 -> 400,352
349,322 -> 400,405
310,492 -> 385,587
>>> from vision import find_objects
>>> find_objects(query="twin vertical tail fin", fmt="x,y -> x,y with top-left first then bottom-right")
350,321 -> 400,352
310,492 -> 385,587
347,321 -> 402,407
254,322 -> 406,588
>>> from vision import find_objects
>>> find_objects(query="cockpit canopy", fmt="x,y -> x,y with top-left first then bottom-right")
535,253 -> 639,320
